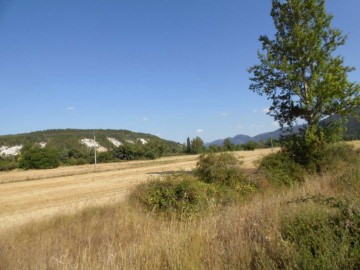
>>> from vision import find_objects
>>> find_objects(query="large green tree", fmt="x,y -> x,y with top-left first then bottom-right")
191,137 -> 205,154
249,0 -> 359,166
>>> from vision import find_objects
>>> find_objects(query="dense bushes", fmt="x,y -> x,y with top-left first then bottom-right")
195,153 -> 245,187
319,143 -> 359,172
242,141 -> 257,151
257,143 -> 359,188
132,153 -> 257,217
113,141 -> 167,161
257,152 -> 305,187
0,157 -> 18,171
280,196 -> 360,269
248,146 -> 360,268
19,145 -> 60,169
281,124 -> 345,172
130,174 -> 213,217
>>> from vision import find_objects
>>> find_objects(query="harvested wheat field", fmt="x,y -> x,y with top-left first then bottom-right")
0,149 -> 276,231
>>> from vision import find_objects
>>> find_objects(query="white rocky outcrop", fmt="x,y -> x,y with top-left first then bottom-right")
107,137 -> 122,147
125,140 -> 135,144
138,138 -> 148,145
0,145 -> 23,156
39,142 -> 47,148
80,138 -> 107,152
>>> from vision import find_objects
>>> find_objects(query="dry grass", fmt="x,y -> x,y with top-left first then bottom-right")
0,148 -> 358,269
0,144 -> 358,269
348,140 -> 360,149
0,149 -> 274,231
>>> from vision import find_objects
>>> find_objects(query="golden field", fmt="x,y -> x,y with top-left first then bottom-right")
0,141 -> 358,269
0,148 -> 276,231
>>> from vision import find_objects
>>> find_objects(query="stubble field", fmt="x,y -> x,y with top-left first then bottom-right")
0,148 -> 276,231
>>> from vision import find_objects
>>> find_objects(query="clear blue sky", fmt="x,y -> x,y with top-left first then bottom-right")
1,0 -> 359,143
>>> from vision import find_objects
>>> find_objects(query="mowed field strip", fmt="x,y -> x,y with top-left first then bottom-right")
1,142 -> 359,232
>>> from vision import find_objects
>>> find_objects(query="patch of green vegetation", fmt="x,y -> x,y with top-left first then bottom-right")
195,153 -> 245,187
131,153 -> 257,217
257,152 -> 305,187
130,174 -> 214,218
281,196 -> 360,270
19,145 -> 60,170
0,156 -> 18,171
242,141 -> 257,151
0,129 -> 184,170
319,143 -> 359,172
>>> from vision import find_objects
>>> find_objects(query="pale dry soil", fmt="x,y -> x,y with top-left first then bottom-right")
0,148 -> 291,231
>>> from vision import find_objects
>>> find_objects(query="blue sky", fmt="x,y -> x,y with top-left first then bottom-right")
1,0 -> 359,143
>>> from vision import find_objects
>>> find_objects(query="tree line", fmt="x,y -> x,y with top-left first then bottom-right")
0,140 -> 181,171
183,136 -> 279,155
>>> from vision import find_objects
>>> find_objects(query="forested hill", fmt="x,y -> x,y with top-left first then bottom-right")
0,129 -> 181,153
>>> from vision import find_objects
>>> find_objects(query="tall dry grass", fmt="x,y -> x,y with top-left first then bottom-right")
0,147 -> 359,269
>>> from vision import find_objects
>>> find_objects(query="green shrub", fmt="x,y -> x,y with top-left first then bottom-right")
19,145 -> 60,170
257,152 -> 305,187
330,149 -> 360,196
281,196 -> 360,270
144,150 -> 158,160
194,153 -> 245,187
318,143 -> 359,172
211,182 -> 257,205
0,157 -> 18,171
97,152 -> 115,163
113,144 -> 144,160
243,141 -> 257,151
64,157 -> 88,166
130,174 -> 213,217
281,124 -> 344,173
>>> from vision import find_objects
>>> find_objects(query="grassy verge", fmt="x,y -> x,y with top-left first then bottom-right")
0,146 -> 359,269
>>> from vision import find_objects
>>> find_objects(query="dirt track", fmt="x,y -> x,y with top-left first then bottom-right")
0,149 -> 275,231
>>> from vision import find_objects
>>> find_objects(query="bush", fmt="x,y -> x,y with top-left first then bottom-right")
281,124 -> 344,173
318,143 -> 359,172
19,145 -> 60,170
97,152 -> 115,163
65,157 -> 88,166
243,141 -> 257,151
0,157 -> 18,171
329,146 -> 360,196
280,196 -> 360,270
130,174 -> 213,217
194,153 -> 245,187
194,153 -> 256,203
113,144 -> 143,161
257,152 -> 305,187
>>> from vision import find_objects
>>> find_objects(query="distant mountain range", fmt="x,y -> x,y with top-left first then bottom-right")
207,108 -> 360,146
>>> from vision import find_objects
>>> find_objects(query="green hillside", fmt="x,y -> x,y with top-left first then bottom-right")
0,129 -> 180,150
0,129 -> 183,170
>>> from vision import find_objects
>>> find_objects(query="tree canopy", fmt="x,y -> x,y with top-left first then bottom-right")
249,0 -> 359,128
249,0 -> 359,169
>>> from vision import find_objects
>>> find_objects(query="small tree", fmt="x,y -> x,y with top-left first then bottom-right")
186,137 -> 192,154
243,141 -> 257,151
223,138 -> 235,151
191,137 -> 205,154
249,0 -> 359,168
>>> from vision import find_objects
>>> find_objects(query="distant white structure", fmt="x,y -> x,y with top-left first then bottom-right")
0,145 -> 23,156
107,137 -> 122,147
125,140 -> 135,144
80,138 -> 107,152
